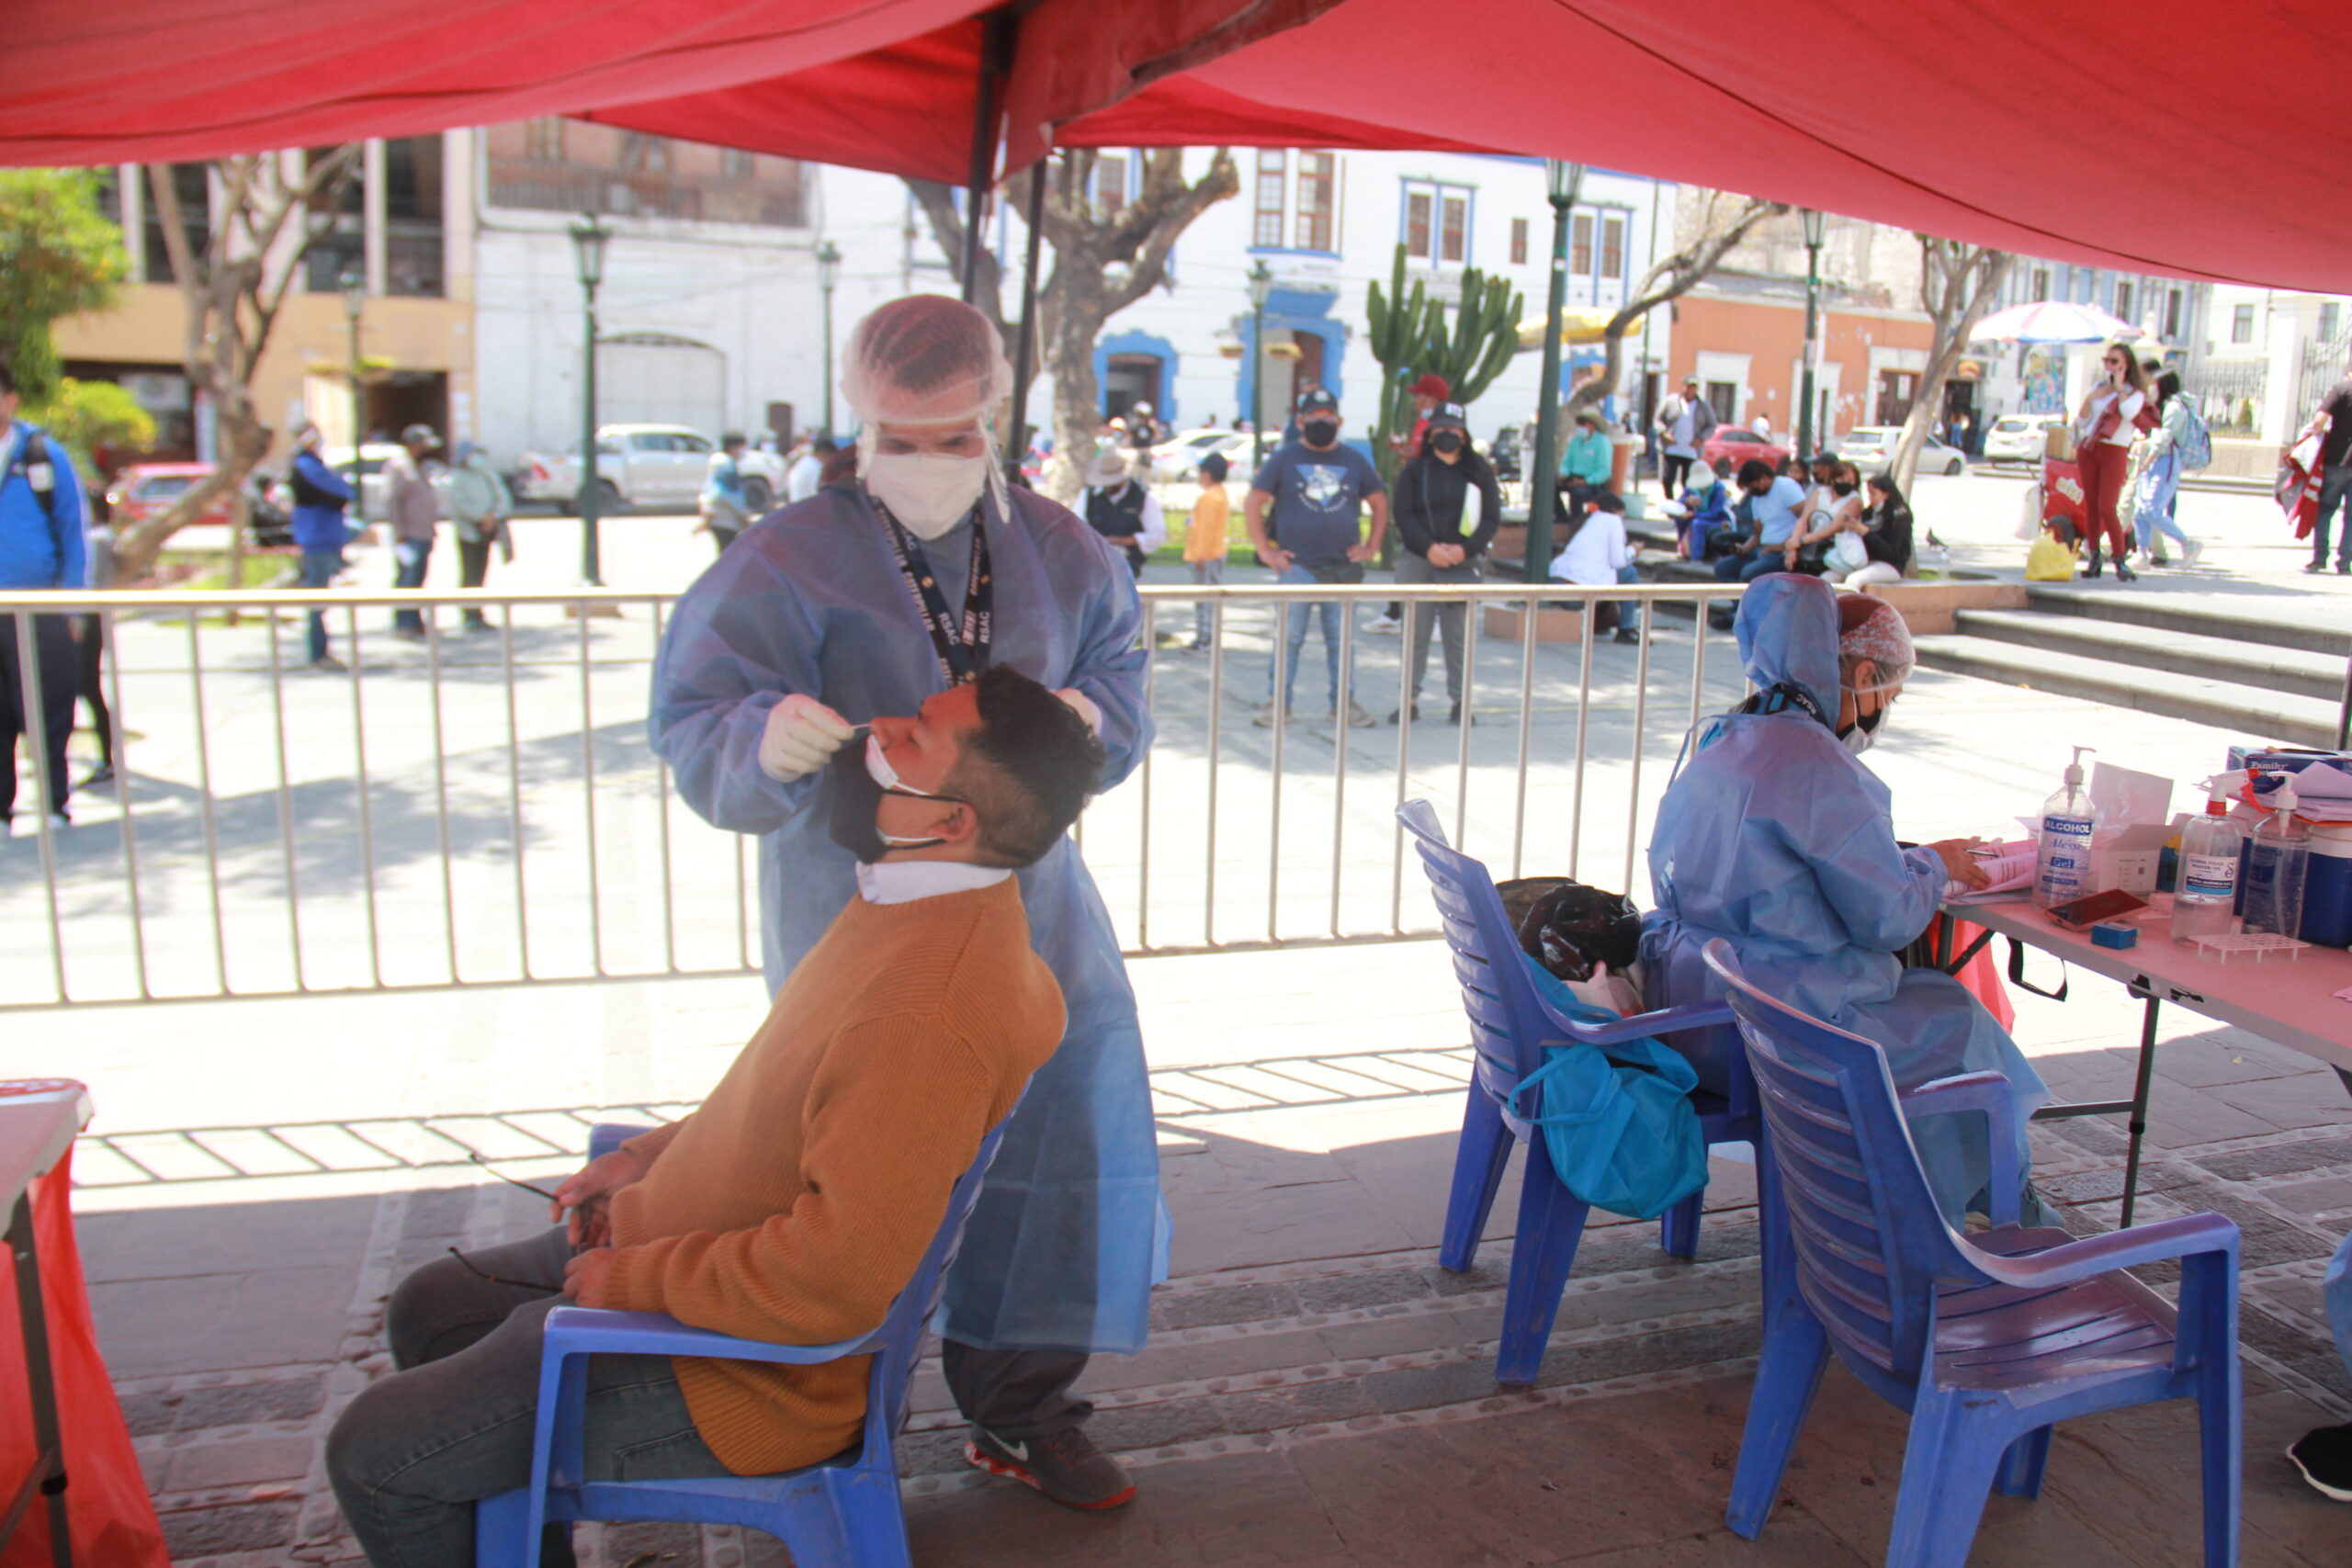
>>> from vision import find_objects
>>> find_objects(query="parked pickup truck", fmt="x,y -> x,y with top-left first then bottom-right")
518,424 -> 786,514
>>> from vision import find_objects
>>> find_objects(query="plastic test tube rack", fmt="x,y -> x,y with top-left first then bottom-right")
2188,932 -> 2311,963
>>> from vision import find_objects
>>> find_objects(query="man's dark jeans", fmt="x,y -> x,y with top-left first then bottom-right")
0,612 -> 75,823
300,547 -> 345,662
326,1228 -> 727,1568
392,536 -> 434,633
2312,463 -> 2352,569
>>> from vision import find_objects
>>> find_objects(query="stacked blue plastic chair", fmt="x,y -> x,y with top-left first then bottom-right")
1397,798 -> 1750,1384
1702,939 -> 2241,1568
474,1114 -> 1016,1568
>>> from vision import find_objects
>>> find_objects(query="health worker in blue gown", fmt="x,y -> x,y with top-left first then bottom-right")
2291,1235 -> 2352,1495
649,296 -> 1154,1510
1639,575 -> 2049,1221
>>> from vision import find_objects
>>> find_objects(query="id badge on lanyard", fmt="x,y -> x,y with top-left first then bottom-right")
877,502 -> 992,686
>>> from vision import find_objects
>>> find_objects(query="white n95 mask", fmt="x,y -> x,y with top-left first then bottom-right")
865,452 -> 988,539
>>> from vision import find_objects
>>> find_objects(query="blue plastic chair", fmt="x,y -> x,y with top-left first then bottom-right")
475,1115 -> 1014,1568
1702,939 -> 2241,1568
1397,799 -> 1751,1384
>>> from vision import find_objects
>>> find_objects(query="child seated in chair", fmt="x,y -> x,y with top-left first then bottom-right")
326,666 -> 1105,1566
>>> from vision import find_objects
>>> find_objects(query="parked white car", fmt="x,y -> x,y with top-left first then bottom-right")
323,444 -> 455,523
1836,426 -> 1968,475
1983,414 -> 2064,467
1148,427 -> 1254,482
519,424 -> 786,514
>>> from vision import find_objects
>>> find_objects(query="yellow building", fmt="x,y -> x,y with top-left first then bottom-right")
52,135 -> 478,467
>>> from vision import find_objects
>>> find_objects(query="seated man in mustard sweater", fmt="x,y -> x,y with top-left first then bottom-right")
327,666 -> 1107,1567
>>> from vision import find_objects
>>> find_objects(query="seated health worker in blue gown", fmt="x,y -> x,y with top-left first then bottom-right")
2290,1237 -> 2352,1496
1639,574 -> 2048,1221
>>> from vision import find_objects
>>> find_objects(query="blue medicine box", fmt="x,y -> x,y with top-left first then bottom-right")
2090,921 -> 2139,950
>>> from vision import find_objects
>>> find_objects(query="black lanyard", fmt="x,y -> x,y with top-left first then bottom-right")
876,502 -> 992,686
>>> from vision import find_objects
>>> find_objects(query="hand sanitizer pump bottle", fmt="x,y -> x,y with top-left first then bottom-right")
2033,746 -> 2099,909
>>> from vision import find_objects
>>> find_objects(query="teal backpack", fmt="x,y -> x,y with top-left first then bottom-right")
1504,955 -> 1709,1222
2176,400 -> 2213,470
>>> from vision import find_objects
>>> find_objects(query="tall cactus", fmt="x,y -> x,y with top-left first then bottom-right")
1366,243 -> 1525,481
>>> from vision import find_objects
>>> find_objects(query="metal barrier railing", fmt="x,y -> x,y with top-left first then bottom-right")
1,581 -> 1747,1009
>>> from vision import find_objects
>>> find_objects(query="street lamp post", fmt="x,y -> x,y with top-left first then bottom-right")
1246,260 -> 1273,471
1796,207 -> 1826,465
816,241 -> 842,437
1523,159 -> 1586,582
570,212 -> 613,586
339,271 -> 366,513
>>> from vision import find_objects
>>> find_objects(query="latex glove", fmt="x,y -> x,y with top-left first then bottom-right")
757,694 -> 854,782
1056,687 -> 1102,735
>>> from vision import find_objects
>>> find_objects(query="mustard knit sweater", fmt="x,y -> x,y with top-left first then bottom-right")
605,877 -> 1063,1475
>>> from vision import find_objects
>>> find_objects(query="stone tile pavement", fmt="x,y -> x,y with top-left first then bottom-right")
35,935 -> 2352,1567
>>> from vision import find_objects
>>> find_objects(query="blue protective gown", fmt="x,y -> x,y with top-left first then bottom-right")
649,482 -> 1159,1354
2326,1233 -> 2352,1386
1638,574 -> 2049,1220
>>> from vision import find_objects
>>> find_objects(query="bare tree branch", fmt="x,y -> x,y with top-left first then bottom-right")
1561,197 -> 1787,432
1887,238 -> 2012,504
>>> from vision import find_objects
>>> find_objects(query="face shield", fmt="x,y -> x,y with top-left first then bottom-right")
840,295 -> 1016,537
1835,593 -> 1916,752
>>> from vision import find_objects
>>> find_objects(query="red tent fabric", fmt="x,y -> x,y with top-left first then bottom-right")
9,0 -> 2352,290
1046,0 -> 2352,292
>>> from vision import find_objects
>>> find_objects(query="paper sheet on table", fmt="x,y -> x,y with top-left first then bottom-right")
2090,761 -> 2173,842
1943,838 -> 2039,903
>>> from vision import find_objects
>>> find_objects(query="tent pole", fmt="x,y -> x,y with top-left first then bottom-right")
961,10 -> 1016,304
1008,160 -> 1048,468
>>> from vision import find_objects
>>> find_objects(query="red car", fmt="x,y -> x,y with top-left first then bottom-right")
1700,424 -> 1792,478
105,462 -> 235,528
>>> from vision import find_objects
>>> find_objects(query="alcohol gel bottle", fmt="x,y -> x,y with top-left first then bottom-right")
2243,776 -> 2312,939
2033,746 -> 2100,908
2170,784 -> 2243,942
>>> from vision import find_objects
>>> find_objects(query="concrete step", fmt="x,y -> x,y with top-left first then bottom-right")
1913,633 -> 2344,749
1953,609 -> 2349,705
2026,585 -> 2352,659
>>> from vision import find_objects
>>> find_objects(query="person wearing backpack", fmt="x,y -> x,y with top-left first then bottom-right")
2127,367 -> 2202,568
0,358 -> 90,833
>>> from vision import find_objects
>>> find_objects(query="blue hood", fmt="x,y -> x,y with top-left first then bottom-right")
1734,574 -> 1842,720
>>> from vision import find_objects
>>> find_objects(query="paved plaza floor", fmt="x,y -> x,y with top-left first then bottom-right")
9,467 -> 2352,1564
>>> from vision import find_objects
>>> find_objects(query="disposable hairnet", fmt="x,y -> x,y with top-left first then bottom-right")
841,295 -> 1014,426
1836,592 -> 1915,693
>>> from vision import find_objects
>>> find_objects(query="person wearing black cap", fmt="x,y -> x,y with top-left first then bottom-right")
1245,387 -> 1387,727
1389,403 -> 1499,723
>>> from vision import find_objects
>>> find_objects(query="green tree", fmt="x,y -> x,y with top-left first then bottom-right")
0,169 -> 129,405
31,378 -> 154,481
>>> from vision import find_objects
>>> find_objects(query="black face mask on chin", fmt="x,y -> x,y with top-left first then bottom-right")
1301,419 -> 1340,446
823,744 -> 965,864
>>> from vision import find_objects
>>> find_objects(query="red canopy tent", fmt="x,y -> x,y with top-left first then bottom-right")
9,0 -> 2342,291
8,0 -> 2350,288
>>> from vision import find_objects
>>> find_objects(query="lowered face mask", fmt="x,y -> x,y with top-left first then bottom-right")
865,451 -> 988,539
825,734 -> 969,863
1837,699 -> 1891,756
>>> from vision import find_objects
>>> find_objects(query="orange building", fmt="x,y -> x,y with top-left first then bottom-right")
1668,276 -> 1936,447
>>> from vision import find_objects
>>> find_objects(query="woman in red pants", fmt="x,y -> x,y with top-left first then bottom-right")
2071,344 -> 2154,581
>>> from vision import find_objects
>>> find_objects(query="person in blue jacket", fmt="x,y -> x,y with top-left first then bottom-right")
2292,1238 -> 2352,1497
1639,575 -> 2047,1220
0,359 -> 88,832
288,423 -> 356,671
649,296 -> 1155,1513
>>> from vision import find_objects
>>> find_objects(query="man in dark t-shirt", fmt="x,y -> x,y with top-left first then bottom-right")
1244,387 -> 1388,727
2307,371 -> 2352,573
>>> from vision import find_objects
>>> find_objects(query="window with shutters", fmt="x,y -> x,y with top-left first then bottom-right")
1295,152 -> 1336,251
1253,149 -> 1286,248
1570,211 -> 1592,277
1510,217 -> 1528,265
